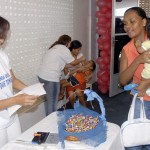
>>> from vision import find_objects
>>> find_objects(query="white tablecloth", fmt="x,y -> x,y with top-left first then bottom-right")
1,112 -> 124,150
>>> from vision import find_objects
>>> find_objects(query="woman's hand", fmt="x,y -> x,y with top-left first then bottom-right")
14,94 -> 38,106
77,65 -> 86,72
84,73 -> 92,82
0,94 -> 38,110
136,49 -> 150,64
135,80 -> 150,97
79,56 -> 86,62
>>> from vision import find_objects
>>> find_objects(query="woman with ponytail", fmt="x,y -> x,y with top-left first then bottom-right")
38,35 -> 85,115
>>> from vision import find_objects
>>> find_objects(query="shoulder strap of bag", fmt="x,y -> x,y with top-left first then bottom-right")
84,89 -> 106,122
128,93 -> 147,122
140,97 -> 146,120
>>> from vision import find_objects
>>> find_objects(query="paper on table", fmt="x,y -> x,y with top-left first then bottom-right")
7,83 -> 46,117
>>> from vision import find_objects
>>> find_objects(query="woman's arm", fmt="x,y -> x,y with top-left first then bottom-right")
136,79 -> 150,97
65,56 -> 86,68
119,50 -> 139,86
11,70 -> 27,90
119,49 -> 150,86
0,94 -> 38,110
64,65 -> 87,77
64,67 -> 79,76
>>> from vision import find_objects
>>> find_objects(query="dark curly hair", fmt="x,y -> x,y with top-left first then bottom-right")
69,40 -> 82,51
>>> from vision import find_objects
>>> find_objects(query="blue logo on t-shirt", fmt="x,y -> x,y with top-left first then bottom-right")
0,73 -> 12,89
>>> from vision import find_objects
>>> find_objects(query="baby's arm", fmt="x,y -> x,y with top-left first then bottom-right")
85,74 -> 92,83
141,40 -> 150,50
84,71 -> 93,83
135,40 -> 144,53
77,53 -> 86,66
141,63 -> 150,79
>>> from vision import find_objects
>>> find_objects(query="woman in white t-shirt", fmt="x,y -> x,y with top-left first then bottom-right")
37,35 -> 85,115
0,16 -> 38,148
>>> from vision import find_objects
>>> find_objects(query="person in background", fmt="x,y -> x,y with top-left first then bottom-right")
59,60 -> 96,108
64,40 -> 94,108
0,16 -> 38,148
119,7 -> 150,150
37,35 -> 85,115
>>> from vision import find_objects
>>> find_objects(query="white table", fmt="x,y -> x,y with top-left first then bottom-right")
1,112 -> 124,150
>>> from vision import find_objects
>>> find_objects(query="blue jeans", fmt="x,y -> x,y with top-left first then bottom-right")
125,97 -> 150,150
38,77 -> 60,116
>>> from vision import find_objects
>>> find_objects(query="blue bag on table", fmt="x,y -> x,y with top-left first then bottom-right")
57,89 -> 107,148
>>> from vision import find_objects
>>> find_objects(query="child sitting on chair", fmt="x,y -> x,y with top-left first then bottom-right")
58,60 -> 96,100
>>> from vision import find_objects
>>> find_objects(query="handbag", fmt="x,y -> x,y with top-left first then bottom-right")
121,93 -> 150,147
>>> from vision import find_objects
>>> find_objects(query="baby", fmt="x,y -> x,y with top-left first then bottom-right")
135,40 -> 150,95
58,60 -> 96,100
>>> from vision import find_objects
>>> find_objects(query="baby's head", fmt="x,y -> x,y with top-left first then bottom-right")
85,60 -> 96,72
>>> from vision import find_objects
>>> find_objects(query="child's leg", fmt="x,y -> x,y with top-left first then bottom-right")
59,80 -> 71,100
68,91 -> 75,107
75,89 -> 87,107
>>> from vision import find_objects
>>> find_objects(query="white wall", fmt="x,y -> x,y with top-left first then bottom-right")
0,0 -> 74,131
0,0 -> 96,85
0,0 -> 94,131
0,0 -> 73,85
73,0 -> 90,60
90,0 -> 97,82
73,0 -> 97,83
